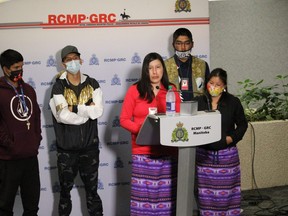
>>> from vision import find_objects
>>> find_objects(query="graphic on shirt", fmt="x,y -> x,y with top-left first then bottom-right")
64,85 -> 93,105
10,94 -> 33,122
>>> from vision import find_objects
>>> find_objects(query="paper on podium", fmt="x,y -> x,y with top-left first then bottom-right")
136,114 -> 161,145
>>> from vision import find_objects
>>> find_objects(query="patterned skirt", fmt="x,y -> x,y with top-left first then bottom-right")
130,154 -> 177,216
196,147 -> 241,216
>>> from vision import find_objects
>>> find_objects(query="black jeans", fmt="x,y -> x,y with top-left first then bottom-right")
0,157 -> 40,216
57,148 -> 103,216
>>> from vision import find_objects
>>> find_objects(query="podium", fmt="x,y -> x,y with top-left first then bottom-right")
136,111 -> 221,216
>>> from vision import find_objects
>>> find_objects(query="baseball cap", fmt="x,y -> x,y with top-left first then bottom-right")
61,45 -> 80,60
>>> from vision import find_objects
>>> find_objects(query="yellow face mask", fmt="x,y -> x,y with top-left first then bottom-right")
207,84 -> 224,97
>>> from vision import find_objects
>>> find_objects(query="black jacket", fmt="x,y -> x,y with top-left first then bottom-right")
196,92 -> 248,150
49,72 -> 103,152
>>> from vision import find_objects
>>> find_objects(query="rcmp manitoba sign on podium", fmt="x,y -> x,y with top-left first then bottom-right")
136,111 -> 221,147
159,111 -> 221,147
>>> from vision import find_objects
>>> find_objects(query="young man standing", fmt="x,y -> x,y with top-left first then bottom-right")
0,49 -> 42,216
165,28 -> 210,101
49,45 -> 104,216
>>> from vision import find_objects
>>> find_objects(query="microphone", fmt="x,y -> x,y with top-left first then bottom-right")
204,92 -> 212,111
201,91 -> 216,112
154,86 -> 169,93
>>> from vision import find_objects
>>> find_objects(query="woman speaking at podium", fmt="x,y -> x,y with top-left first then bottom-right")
195,68 -> 248,216
120,52 -> 181,216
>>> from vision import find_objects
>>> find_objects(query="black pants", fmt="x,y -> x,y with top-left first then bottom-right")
0,157 -> 40,216
57,148 -> 103,216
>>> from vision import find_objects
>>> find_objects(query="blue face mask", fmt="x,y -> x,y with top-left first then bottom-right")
65,60 -> 81,74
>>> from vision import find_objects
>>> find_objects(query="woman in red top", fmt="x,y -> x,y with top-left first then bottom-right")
120,52 -> 181,216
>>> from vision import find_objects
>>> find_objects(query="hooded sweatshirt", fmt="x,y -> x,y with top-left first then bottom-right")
0,77 -> 42,160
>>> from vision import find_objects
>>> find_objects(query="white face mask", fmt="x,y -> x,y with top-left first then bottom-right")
175,50 -> 191,59
65,60 -> 81,74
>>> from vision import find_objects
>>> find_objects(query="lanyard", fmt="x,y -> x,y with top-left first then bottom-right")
175,56 -> 191,78
5,79 -> 28,114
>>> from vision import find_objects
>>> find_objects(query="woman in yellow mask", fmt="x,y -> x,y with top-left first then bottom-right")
195,68 -> 248,216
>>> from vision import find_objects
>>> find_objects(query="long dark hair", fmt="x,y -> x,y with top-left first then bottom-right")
136,52 -> 170,103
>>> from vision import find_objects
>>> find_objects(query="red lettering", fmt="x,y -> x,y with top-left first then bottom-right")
78,14 -> 86,23
98,14 -> 107,23
89,14 -> 98,23
66,14 -> 78,24
48,15 -> 57,24
89,13 -> 116,23
108,14 -> 116,22
57,14 -> 66,24
48,13 -> 116,25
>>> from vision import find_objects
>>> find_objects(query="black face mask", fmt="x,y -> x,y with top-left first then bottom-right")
8,69 -> 23,82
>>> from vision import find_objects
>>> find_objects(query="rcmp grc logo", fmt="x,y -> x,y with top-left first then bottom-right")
171,122 -> 189,142
46,55 -> 57,67
131,53 -> 141,64
111,74 -> 121,85
89,54 -> 99,65
175,0 -> 191,13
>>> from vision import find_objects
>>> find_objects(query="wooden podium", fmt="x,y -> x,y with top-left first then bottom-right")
136,111 -> 221,216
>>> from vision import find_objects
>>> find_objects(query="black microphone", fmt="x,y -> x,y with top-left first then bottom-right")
205,92 -> 212,111
154,86 -> 170,91
202,91 -> 217,112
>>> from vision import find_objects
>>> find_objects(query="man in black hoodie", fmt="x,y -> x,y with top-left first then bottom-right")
0,49 -> 42,216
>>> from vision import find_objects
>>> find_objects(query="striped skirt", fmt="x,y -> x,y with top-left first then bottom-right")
196,147 -> 241,216
130,154 -> 177,216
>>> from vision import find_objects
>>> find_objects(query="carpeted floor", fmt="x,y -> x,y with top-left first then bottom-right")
241,185 -> 288,216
